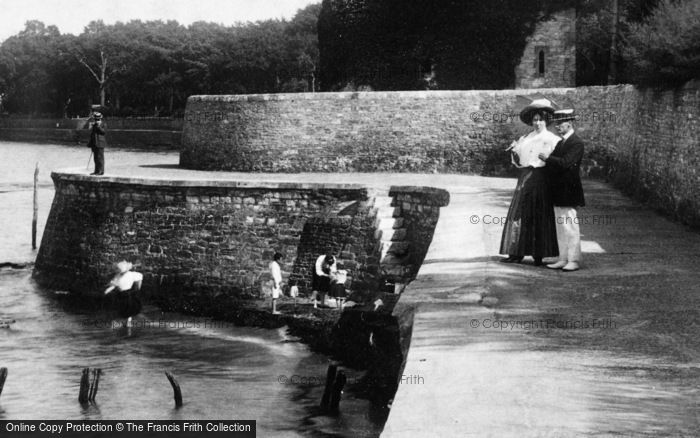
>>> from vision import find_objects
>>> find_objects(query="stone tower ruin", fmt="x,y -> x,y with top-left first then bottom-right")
515,8 -> 576,88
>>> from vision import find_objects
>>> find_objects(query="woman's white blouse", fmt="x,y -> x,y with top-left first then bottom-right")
511,129 -> 560,168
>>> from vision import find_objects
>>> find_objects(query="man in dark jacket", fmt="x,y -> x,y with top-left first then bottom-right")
538,109 -> 585,271
87,112 -> 106,175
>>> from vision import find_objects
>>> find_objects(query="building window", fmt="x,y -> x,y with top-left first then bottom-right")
538,50 -> 545,76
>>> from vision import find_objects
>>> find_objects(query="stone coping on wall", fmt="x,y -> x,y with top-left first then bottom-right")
188,88 -> 578,102
51,169 -> 367,191
49,166 -> 481,193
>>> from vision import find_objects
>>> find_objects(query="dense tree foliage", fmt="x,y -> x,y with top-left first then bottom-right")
622,0 -> 700,87
576,0 -> 662,85
318,0 -> 582,91
0,4 -> 321,117
317,0 -> 692,90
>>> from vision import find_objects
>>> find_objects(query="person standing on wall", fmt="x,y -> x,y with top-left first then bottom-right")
538,109 -> 585,272
87,112 -> 106,175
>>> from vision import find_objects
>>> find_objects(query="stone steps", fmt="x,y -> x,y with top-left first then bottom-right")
377,240 -> 410,257
370,193 -> 414,286
374,227 -> 407,242
375,216 -> 404,230
379,264 -> 414,280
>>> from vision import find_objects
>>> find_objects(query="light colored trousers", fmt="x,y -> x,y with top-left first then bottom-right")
554,206 -> 582,262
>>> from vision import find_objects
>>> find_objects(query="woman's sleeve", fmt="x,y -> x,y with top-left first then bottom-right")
510,136 -> 525,168
315,256 -> 326,276
511,151 -> 523,168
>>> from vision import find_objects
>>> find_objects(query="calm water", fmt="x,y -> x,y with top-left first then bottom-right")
0,142 -> 382,436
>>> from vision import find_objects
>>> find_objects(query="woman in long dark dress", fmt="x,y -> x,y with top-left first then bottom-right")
500,99 -> 560,266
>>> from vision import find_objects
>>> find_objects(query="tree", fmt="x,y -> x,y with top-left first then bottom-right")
0,21 -> 62,114
623,0 -> 700,87
576,0 -> 661,85
317,0 -> 573,91
73,20 -> 130,107
286,3 -> 322,91
0,6 -> 323,116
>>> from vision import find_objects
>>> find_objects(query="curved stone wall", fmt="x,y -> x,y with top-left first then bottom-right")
180,84 -> 700,227
180,90 -> 533,173
33,173 -> 449,313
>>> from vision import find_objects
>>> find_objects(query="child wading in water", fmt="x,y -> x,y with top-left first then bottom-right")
104,261 -> 143,327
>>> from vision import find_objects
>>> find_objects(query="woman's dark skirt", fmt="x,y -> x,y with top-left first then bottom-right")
312,272 -> 331,293
328,283 -> 347,298
499,167 -> 559,258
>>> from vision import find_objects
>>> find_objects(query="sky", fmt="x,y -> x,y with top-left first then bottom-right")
0,0 -> 320,43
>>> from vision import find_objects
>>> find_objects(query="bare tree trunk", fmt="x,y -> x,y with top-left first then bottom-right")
77,49 -> 109,108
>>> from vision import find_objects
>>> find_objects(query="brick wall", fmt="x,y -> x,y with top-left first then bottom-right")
180,83 -> 700,227
33,174 -> 449,312
179,91 -> 525,174
389,187 -> 450,273
289,214 -> 381,296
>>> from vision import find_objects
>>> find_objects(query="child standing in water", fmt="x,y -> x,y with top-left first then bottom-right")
104,261 -> 143,327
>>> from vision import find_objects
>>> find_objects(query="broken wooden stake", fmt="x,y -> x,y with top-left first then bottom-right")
0,367 -> 7,398
78,368 -> 90,403
328,370 -> 347,414
32,162 -> 39,250
165,371 -> 183,407
320,363 -> 338,410
88,368 -> 101,402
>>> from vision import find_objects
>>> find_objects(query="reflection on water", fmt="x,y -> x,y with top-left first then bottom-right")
0,142 -> 383,436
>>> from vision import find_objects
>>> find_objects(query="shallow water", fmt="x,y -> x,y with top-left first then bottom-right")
0,142 -> 383,436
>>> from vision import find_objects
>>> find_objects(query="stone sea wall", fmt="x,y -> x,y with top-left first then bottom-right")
33,173 -> 449,311
181,83 -> 700,226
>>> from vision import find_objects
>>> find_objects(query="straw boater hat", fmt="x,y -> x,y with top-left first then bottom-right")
519,98 -> 556,125
93,112 -> 103,120
552,108 -> 576,123
116,261 -> 133,273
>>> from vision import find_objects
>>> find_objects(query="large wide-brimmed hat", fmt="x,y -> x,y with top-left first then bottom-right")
519,98 -> 556,125
116,260 -> 133,273
552,108 -> 577,123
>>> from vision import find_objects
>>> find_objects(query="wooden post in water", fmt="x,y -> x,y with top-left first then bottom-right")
328,370 -> 347,414
320,363 -> 338,411
32,163 -> 39,249
78,368 -> 90,403
88,368 -> 101,402
165,371 -> 183,408
0,367 -> 8,398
